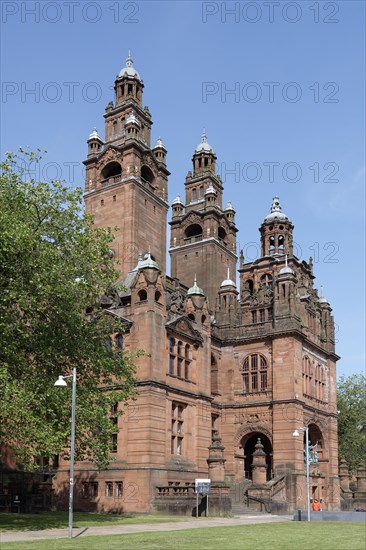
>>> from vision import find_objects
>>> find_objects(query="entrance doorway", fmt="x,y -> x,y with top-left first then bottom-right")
242,433 -> 272,481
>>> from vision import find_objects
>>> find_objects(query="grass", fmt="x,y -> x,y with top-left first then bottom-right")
1,523 -> 365,549
0,511 -> 196,531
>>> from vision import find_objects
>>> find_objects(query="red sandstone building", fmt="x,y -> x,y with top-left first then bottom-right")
53,54 -> 341,514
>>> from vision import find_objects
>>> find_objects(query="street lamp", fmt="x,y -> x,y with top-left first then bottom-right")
54,367 -> 77,539
293,426 -> 310,522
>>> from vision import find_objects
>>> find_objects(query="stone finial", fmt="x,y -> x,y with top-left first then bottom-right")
207,431 -> 226,483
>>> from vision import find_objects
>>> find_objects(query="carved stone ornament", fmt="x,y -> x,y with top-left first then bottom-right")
166,316 -> 204,344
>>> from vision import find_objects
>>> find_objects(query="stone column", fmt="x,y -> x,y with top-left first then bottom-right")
339,459 -> 350,492
356,467 -> 366,493
207,432 -> 226,483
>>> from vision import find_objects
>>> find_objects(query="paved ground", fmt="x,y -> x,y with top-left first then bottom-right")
0,514 -> 292,543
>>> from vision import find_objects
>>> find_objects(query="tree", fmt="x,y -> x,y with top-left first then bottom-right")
337,373 -> 366,474
0,150 -> 138,470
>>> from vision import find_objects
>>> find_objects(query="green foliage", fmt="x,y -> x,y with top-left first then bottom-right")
337,374 -> 366,474
0,150 -> 138,471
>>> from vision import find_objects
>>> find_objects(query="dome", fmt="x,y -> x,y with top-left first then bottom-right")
205,182 -> 217,195
125,111 -> 140,126
220,269 -> 236,288
118,51 -> 141,81
319,286 -> 329,304
224,201 -> 235,211
278,256 -> 294,276
195,130 -> 215,154
187,275 -> 205,296
153,137 -> 166,150
279,266 -> 294,275
88,127 -> 103,141
139,251 -> 159,270
264,196 -> 288,222
172,194 -> 183,206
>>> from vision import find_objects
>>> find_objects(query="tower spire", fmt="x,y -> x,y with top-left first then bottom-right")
126,50 -> 133,68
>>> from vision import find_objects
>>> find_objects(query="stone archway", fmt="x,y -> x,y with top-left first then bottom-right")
241,432 -> 272,481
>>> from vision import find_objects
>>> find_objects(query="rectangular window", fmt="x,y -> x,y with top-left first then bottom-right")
252,372 -> 258,391
268,308 -> 273,321
105,482 -> 113,497
171,402 -> 185,455
252,310 -> 257,323
251,354 -> 258,370
111,433 -> 118,453
260,309 -> 265,323
169,354 -> 174,375
260,370 -> 267,391
243,373 -> 249,393
184,361 -> 189,380
90,483 -> 98,498
211,414 -> 219,440
116,482 -> 123,497
177,358 -> 183,378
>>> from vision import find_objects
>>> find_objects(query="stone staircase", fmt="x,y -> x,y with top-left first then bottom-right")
230,480 -> 262,515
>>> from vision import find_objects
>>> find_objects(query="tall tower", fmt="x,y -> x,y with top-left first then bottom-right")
83,53 -> 170,274
169,132 -> 238,310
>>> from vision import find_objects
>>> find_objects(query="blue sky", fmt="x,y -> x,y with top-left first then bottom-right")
1,1 -> 365,379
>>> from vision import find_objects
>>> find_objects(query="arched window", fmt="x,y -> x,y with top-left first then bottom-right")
246,280 -> 254,295
155,291 -> 161,303
242,354 -> 268,393
260,273 -> 273,290
243,357 -> 249,393
185,224 -> 203,240
101,161 -> 122,181
141,165 -> 155,185
169,338 -> 175,375
269,236 -> 275,254
218,227 -> 226,241
278,235 -> 285,254
115,333 -> 124,349
177,341 -> 183,378
191,188 -> 197,201
138,289 -> 147,301
199,186 -> 204,198
184,344 -> 190,380
211,354 -> 219,394
302,356 -> 311,396
260,355 -> 268,391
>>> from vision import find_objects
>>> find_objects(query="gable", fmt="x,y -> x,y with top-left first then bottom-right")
166,316 -> 204,345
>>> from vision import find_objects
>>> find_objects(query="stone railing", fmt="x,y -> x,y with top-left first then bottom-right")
156,484 -> 195,497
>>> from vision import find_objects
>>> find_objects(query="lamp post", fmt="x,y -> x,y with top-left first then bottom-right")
54,367 -> 77,539
293,426 -> 310,522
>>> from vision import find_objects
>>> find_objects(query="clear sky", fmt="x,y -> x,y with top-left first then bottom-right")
1,0 -> 365,379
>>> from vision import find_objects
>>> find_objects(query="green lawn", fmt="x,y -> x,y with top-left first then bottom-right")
0,511 -> 193,531
1,523 -> 365,550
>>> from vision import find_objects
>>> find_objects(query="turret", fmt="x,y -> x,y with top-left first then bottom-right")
260,196 -> 294,257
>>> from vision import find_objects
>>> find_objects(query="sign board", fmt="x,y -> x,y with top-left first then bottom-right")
195,478 -> 211,494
